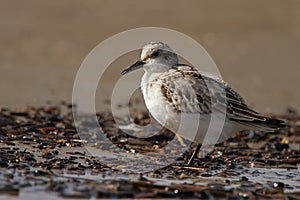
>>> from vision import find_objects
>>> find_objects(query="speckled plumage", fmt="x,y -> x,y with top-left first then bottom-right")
122,42 -> 285,145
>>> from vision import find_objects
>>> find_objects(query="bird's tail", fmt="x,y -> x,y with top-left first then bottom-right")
240,117 -> 286,132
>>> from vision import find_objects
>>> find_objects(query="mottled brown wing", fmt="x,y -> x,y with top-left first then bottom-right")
158,64 -> 211,114
222,83 -> 285,129
160,64 -> 285,129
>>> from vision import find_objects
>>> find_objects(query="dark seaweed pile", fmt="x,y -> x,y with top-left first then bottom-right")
0,104 -> 299,199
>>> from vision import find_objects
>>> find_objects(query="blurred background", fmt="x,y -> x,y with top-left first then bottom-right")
0,0 -> 299,114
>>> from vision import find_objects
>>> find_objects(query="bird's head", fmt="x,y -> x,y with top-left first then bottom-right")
121,42 -> 178,75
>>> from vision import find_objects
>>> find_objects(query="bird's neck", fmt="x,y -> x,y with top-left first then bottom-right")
141,72 -> 163,98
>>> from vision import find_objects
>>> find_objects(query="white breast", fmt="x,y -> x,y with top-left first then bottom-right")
141,72 -> 178,128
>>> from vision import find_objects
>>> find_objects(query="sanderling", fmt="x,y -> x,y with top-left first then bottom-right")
121,42 -> 285,164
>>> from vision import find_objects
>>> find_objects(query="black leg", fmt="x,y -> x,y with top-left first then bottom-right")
187,143 -> 201,165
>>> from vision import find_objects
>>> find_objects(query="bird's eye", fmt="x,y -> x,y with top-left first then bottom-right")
151,51 -> 160,58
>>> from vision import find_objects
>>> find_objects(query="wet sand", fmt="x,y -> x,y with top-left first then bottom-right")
0,104 -> 299,199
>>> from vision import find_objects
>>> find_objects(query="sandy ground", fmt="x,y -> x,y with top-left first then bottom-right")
0,0 -> 300,114
0,104 -> 299,199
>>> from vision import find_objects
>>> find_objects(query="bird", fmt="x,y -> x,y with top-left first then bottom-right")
121,42 -> 285,164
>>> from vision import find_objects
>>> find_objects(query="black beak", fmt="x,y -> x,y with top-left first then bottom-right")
121,60 -> 145,75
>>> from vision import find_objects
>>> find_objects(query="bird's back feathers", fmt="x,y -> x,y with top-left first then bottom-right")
152,64 -> 285,132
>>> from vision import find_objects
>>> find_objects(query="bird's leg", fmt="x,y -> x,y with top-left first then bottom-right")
187,143 -> 202,165
175,134 -> 187,146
